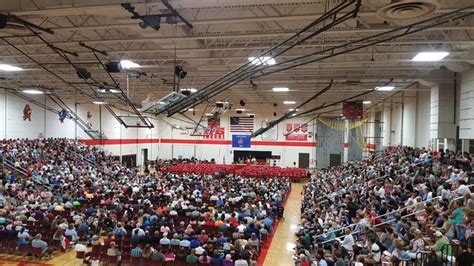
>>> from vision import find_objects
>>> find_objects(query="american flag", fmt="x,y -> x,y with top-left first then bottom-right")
230,117 -> 254,133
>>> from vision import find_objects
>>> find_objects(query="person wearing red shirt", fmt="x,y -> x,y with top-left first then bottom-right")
103,232 -> 115,248
229,214 -> 238,227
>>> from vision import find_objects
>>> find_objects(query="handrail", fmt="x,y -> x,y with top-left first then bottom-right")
2,154 -> 29,173
318,192 -> 470,244
2,160 -> 28,177
314,183 -> 473,241
312,156 -> 437,204
57,143 -> 98,167
319,209 -> 427,244
312,195 -> 443,240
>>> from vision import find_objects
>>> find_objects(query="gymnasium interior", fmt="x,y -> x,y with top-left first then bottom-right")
0,0 -> 473,266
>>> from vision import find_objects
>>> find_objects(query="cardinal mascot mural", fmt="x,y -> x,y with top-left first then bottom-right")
23,104 -> 32,121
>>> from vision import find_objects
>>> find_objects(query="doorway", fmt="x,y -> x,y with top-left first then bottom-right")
329,154 -> 341,167
141,148 -> 148,166
122,154 -> 137,168
298,153 -> 310,168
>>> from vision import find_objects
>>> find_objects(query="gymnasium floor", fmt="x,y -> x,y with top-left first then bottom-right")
0,183 -> 304,266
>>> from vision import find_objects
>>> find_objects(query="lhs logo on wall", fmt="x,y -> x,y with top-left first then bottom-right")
285,123 -> 308,141
204,118 -> 225,140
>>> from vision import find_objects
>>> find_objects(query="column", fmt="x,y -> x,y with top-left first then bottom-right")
460,69 -> 474,139
430,80 -> 456,147
343,119 -> 349,163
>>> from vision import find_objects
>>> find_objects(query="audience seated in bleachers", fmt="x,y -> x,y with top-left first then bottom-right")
295,146 -> 473,266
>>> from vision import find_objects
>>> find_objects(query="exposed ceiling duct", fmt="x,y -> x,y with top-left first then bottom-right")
376,0 -> 440,20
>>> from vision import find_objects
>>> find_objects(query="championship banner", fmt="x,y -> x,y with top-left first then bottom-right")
285,123 -> 308,141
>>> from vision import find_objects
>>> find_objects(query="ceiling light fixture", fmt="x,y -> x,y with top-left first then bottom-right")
248,56 -> 276,66
180,88 -> 197,93
0,64 -> 23,71
98,89 -> 121,93
375,86 -> 395,91
92,101 -> 107,105
273,87 -> 289,92
22,89 -> 43,95
236,108 -> 246,112
412,52 -> 449,62
283,101 -> 296,105
289,108 -> 300,111
363,100 -> 372,104
119,60 -> 140,69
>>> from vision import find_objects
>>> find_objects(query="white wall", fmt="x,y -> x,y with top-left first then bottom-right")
379,85 -> 431,149
158,113 -> 316,167
0,89 -> 160,166
0,89 -> 316,167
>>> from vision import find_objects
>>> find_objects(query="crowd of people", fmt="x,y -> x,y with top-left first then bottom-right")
0,138 -> 290,265
296,146 -> 473,266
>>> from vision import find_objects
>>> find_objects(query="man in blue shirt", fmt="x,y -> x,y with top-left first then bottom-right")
263,217 -> 273,231
179,236 -> 191,248
32,234 -> 52,259
190,238 -> 200,248
131,244 -> 143,257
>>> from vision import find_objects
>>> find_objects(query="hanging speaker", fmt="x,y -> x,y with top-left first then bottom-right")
239,99 -> 246,107
105,62 -> 121,73
175,65 -> 187,79
76,67 -> 91,80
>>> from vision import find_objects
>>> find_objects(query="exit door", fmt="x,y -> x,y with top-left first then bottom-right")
298,153 -> 310,168
329,154 -> 341,167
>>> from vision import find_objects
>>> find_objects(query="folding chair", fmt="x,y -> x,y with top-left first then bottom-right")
74,251 -> 86,266
30,246 -> 44,260
163,260 -> 175,266
131,256 -> 143,265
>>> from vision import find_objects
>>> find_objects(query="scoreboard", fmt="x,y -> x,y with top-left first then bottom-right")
342,101 -> 363,119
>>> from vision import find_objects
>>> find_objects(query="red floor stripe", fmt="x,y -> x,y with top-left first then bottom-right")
257,189 -> 292,266
0,258 -> 53,266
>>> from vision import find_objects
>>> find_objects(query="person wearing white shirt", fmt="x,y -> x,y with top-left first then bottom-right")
74,239 -> 90,264
237,224 -> 247,233
195,246 -> 205,255
356,236 -> 381,264
235,256 -> 249,266
376,186 -> 385,199
455,181 -> 471,196
133,226 -> 145,237
341,228 -> 354,253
